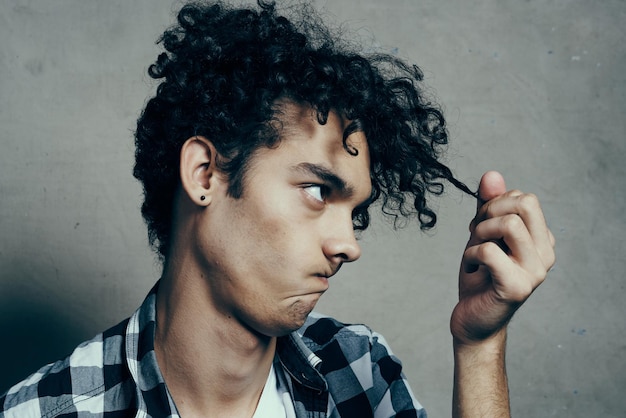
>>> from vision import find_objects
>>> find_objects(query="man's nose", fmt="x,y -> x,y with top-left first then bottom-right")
322,214 -> 362,264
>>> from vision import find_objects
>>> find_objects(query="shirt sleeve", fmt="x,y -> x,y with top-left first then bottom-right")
309,317 -> 426,418
369,330 -> 426,418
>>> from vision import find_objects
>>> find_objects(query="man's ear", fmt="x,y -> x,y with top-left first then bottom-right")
179,136 -> 222,206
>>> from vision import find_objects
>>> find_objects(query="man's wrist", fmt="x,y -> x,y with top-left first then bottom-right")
452,328 -> 510,418
453,327 -> 507,359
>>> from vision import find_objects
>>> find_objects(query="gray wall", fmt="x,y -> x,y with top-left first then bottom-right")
1,1 -> 624,416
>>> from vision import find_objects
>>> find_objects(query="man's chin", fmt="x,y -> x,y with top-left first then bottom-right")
273,307 -> 316,337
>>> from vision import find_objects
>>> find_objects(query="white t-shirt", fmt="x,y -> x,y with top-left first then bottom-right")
252,363 -> 296,418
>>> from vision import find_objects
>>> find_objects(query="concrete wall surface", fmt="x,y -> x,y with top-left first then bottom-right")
1,1 -> 624,416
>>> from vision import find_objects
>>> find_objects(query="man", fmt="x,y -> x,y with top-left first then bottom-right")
0,1 -> 555,417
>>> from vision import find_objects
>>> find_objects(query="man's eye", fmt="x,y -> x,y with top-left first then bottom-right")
304,184 -> 327,203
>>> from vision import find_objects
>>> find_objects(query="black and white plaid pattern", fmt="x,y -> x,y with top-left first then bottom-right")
1,284 -> 425,417
293,313 -> 425,417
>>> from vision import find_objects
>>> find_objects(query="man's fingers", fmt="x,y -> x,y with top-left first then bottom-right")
468,215 -> 550,278
469,171 -> 507,233
476,171 -> 507,212
548,228 -> 556,248
472,192 -> 555,269
463,242 -> 537,303
470,189 -> 522,232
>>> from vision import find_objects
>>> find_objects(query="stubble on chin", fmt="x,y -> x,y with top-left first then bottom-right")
287,295 -> 320,328
260,294 -> 323,337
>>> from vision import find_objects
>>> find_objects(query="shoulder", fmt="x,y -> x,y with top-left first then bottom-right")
299,311 -> 391,359
0,319 -> 133,418
299,312 -> 425,417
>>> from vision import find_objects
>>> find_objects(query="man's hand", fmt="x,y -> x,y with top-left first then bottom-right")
450,171 -> 555,417
451,171 -> 556,344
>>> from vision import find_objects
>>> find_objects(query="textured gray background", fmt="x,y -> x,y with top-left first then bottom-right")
1,1 -> 624,416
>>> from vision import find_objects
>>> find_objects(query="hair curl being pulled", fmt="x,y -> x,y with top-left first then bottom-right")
134,0 -> 476,259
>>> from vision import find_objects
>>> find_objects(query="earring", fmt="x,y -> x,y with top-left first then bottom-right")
200,195 -> 206,201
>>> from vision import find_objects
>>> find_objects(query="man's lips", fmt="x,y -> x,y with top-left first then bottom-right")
318,263 -> 341,280
313,274 -> 330,290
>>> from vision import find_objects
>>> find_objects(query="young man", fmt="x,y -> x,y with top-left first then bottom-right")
0,1 -> 555,417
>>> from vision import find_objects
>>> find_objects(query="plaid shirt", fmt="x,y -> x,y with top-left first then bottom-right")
1,284 -> 425,417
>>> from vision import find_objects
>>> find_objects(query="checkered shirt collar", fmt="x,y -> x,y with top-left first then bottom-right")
125,284 -> 180,417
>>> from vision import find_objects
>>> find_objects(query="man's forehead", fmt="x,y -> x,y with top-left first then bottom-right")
273,102 -> 332,138
273,101 -> 366,153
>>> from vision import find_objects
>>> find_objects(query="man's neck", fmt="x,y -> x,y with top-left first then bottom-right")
154,266 -> 277,418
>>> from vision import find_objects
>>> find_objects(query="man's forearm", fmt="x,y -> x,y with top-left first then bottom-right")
452,329 -> 510,418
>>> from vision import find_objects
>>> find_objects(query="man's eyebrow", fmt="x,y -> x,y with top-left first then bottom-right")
292,162 -> 354,197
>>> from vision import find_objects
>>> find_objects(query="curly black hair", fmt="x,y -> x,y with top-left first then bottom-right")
133,0 -> 477,259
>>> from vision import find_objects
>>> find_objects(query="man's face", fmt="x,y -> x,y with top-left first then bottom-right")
197,104 -> 372,337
